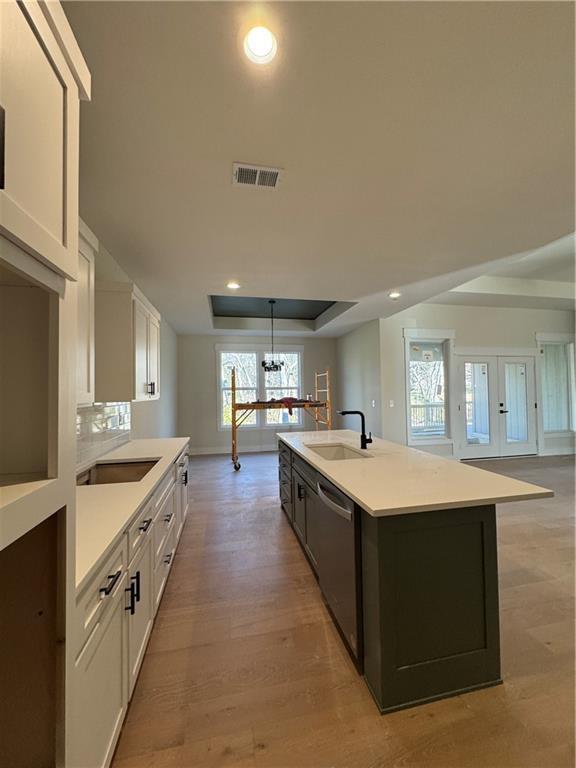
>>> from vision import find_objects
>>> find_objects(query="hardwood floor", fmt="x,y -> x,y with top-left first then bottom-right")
112,453 -> 574,768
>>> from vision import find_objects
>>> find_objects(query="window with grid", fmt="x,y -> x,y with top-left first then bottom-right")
218,349 -> 302,427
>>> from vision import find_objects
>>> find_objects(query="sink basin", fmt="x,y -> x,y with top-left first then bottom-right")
304,443 -> 372,461
76,460 -> 158,486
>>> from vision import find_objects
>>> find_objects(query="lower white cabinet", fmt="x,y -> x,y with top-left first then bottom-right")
72,459 -> 188,768
69,573 -> 128,768
126,534 -> 153,697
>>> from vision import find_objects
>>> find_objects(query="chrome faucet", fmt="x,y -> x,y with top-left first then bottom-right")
338,410 -> 373,450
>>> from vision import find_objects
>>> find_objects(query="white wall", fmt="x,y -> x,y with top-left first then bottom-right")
131,320 -> 178,439
335,320 -> 382,437
378,303 -> 575,456
178,334 -> 337,454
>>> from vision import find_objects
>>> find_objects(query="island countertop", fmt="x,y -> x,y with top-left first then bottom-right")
278,430 -> 552,517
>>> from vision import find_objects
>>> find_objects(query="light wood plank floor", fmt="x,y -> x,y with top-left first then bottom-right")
112,453 -> 574,768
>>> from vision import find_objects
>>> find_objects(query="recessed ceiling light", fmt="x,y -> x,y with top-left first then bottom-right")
227,281 -> 241,290
388,290 -> 401,300
244,26 -> 277,64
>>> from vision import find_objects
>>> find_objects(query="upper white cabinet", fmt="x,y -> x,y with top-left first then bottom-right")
77,220 -> 96,406
95,282 -> 161,402
0,0 -> 90,280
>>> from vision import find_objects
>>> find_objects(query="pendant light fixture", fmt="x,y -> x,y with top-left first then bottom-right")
262,300 -> 284,372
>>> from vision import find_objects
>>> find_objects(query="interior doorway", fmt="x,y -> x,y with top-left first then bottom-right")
457,355 -> 538,459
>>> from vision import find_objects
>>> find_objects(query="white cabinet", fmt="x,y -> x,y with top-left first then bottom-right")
70,572 -> 128,768
77,220 -> 96,406
95,282 -> 161,402
0,0 -> 90,279
126,535 -> 153,697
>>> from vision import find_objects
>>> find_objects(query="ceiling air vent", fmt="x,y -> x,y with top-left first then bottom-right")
232,162 -> 283,190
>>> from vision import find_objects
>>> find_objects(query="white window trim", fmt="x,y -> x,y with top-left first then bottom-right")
215,344 -> 304,431
535,336 -> 576,438
403,329 -> 455,446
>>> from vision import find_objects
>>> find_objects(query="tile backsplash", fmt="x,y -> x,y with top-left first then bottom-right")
77,402 -> 131,469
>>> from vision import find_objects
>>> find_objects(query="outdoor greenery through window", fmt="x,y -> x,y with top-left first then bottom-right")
541,343 -> 575,432
219,349 -> 301,428
408,341 -> 447,439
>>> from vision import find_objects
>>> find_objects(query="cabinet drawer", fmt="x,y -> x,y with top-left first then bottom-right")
293,455 -> 318,489
127,498 -> 154,564
278,442 -> 291,464
75,536 -> 128,658
152,488 -> 175,569
152,469 -> 176,517
153,523 -> 176,613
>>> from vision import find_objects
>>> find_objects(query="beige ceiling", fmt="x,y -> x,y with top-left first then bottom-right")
64,1 -> 575,335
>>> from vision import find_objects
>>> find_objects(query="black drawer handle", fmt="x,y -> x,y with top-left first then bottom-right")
164,512 -> 174,524
297,483 -> 305,500
139,518 -> 152,533
99,569 -> 122,596
164,551 -> 173,565
131,570 -> 141,603
125,581 -> 136,615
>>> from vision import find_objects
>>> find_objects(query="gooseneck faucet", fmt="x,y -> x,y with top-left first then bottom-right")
338,410 -> 373,450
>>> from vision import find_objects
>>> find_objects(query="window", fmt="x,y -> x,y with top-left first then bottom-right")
407,340 -> 448,440
541,343 -> 575,432
218,348 -> 302,428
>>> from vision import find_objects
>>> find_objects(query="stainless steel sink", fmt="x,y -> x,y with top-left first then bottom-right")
76,460 -> 158,486
304,443 -> 372,461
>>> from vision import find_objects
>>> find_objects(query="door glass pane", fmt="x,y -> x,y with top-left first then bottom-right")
409,342 -> 446,438
542,344 -> 570,432
504,363 -> 528,443
464,363 -> 490,445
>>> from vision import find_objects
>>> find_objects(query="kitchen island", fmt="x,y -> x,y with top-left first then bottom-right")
277,430 -> 552,714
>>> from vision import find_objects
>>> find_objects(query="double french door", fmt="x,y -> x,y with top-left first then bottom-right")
457,356 -> 538,459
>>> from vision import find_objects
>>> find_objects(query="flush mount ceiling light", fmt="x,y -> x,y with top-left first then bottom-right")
388,290 -> 402,300
262,300 -> 284,372
244,26 -> 277,64
226,281 -> 241,290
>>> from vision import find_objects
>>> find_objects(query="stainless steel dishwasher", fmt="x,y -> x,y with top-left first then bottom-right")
315,477 -> 363,667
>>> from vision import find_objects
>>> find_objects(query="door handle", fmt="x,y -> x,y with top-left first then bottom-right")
99,569 -> 122,597
317,482 -> 353,521
131,571 -> 141,603
125,581 -> 136,615
499,410 -> 509,414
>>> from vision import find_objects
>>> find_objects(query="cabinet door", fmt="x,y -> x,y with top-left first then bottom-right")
153,521 -> 176,613
77,240 -> 95,405
127,536 -> 153,697
69,574 -> 128,768
292,472 -> 307,543
305,489 -> 321,572
0,0 -> 83,279
148,315 -> 160,399
133,299 -> 149,401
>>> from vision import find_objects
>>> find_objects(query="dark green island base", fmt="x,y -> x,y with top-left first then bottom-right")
278,442 -> 502,714
361,505 -> 501,713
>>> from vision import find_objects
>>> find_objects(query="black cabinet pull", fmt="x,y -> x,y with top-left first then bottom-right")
164,552 -> 173,565
125,582 -> 136,615
297,483 -> 305,500
139,518 -> 152,533
99,569 -> 122,596
131,571 -> 141,603
182,470 -> 188,486
164,512 -> 173,524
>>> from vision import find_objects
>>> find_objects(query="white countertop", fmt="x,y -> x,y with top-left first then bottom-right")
278,430 -> 553,517
76,437 -> 189,591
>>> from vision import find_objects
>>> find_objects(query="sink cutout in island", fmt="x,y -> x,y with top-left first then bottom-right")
77,460 -> 159,486
304,443 -> 373,461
